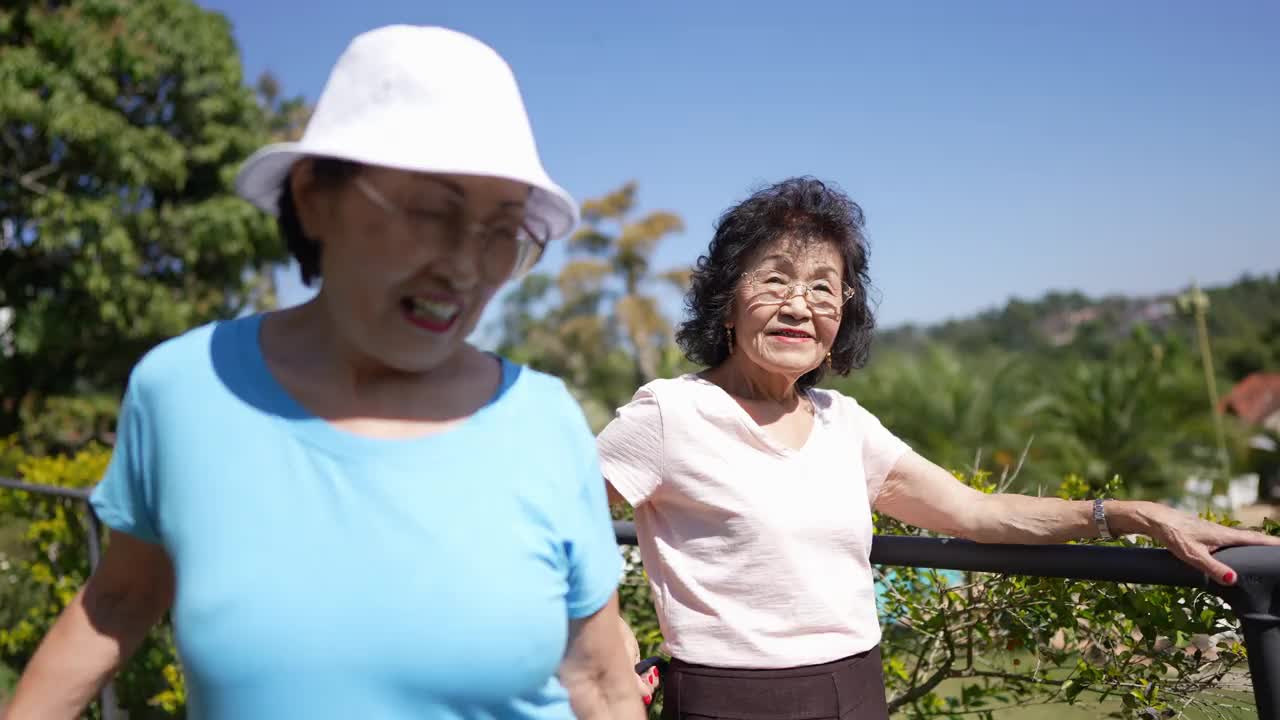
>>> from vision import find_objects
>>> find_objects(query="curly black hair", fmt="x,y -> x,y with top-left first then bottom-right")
277,157 -> 361,285
675,176 -> 875,390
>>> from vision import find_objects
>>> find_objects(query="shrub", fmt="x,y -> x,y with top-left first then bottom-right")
0,439 -> 184,717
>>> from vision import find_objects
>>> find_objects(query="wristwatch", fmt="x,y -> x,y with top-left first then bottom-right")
1093,498 -> 1112,539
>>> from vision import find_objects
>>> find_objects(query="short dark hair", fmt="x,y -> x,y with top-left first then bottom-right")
675,176 -> 876,390
277,157 -> 361,285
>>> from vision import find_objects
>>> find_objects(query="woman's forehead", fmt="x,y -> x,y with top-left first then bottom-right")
368,167 -> 529,209
749,235 -> 843,271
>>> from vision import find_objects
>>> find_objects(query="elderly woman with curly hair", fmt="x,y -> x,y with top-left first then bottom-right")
601,177 -> 1280,720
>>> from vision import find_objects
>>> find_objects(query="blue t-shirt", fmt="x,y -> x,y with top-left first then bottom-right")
90,315 -> 623,720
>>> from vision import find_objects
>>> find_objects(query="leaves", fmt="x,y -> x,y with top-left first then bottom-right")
0,0 -> 283,441
870,474 -> 1259,719
578,181 -> 636,223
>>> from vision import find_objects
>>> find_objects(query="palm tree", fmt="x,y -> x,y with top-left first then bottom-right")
833,345 -> 1050,489
1037,330 -> 1241,499
563,182 -> 687,388
494,183 -> 688,428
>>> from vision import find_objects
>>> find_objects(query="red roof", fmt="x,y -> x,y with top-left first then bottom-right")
1221,372 -> 1280,425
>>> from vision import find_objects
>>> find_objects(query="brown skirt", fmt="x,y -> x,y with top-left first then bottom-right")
661,646 -> 890,720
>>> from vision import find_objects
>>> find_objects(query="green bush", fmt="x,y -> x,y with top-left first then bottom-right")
0,439 -> 184,718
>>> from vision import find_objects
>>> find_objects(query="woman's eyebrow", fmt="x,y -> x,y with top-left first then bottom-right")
418,176 -> 467,199
412,178 -> 526,218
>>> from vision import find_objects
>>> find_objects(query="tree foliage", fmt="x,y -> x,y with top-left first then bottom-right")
0,0 -> 283,443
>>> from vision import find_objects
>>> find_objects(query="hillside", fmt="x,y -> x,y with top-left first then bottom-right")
878,271 -> 1280,380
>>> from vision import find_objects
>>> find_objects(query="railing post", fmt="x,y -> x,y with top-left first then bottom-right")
1216,546 -> 1280,720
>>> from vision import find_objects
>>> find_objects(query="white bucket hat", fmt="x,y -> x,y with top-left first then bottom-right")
234,25 -> 578,274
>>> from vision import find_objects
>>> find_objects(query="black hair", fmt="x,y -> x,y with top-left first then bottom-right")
276,157 -> 361,285
675,176 -> 876,390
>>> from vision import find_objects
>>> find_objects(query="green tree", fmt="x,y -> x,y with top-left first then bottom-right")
0,0 -> 282,445
830,344 -> 1053,490
254,70 -> 312,143
1039,331 -> 1246,498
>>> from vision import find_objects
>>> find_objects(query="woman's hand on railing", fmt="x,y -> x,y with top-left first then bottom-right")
1118,502 -> 1280,586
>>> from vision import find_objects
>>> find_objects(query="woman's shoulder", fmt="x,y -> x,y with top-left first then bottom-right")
491,358 -> 598,429
127,317 -> 253,396
807,386 -> 872,421
632,372 -> 714,404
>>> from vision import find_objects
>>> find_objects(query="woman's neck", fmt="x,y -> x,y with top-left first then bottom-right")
706,355 -> 803,405
265,300 -> 470,414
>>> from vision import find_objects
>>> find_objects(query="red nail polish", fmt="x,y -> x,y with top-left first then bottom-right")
1224,570 -> 1236,584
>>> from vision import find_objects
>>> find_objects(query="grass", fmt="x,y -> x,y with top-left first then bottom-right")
902,676 -> 1258,719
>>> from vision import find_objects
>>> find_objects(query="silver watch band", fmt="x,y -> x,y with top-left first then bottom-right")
1093,498 -> 1112,539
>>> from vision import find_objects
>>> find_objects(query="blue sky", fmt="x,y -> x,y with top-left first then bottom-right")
199,0 -> 1279,344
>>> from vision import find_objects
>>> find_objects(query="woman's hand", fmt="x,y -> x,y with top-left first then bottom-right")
1117,502 -> 1280,586
618,615 -> 660,705
877,452 -> 1280,587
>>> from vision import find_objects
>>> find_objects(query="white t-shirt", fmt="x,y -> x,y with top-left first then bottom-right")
598,374 -> 910,669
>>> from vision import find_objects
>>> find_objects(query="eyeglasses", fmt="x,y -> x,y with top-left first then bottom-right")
354,176 -> 550,282
741,269 -> 855,316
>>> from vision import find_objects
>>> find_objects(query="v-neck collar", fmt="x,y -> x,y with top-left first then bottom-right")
688,373 -> 824,456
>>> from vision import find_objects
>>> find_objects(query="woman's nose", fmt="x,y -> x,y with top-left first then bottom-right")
431,225 -> 484,288
781,290 -> 812,316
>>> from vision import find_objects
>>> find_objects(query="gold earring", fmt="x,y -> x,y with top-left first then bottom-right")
825,351 -> 832,368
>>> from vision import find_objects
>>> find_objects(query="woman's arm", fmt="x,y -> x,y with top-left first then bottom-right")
559,593 -> 647,720
6,530 -> 174,720
875,450 -> 1280,585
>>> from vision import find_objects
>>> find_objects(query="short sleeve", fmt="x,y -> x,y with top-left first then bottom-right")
846,396 -> 911,504
560,393 -> 626,620
89,384 -> 162,545
596,386 -> 663,506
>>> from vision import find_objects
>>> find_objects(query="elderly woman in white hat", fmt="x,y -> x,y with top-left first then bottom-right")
7,25 -> 644,720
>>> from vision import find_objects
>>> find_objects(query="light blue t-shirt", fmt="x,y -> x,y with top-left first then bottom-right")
90,315 -> 623,720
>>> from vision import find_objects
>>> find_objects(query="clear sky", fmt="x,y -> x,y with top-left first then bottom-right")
199,0 -> 1279,343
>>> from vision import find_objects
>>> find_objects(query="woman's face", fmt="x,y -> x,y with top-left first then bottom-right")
727,236 -> 849,380
291,162 -> 533,373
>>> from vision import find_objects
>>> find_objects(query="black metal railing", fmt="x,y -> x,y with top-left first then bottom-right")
615,521 -> 1280,719
2,477 -> 1276,718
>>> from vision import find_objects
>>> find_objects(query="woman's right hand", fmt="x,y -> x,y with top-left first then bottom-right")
619,616 -> 661,704
5,530 -> 174,720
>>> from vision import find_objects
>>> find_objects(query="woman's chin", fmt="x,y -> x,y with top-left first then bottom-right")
753,353 -> 824,379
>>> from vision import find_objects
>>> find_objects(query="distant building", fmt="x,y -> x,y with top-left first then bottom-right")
1222,372 -> 1280,502
1221,372 -> 1280,435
